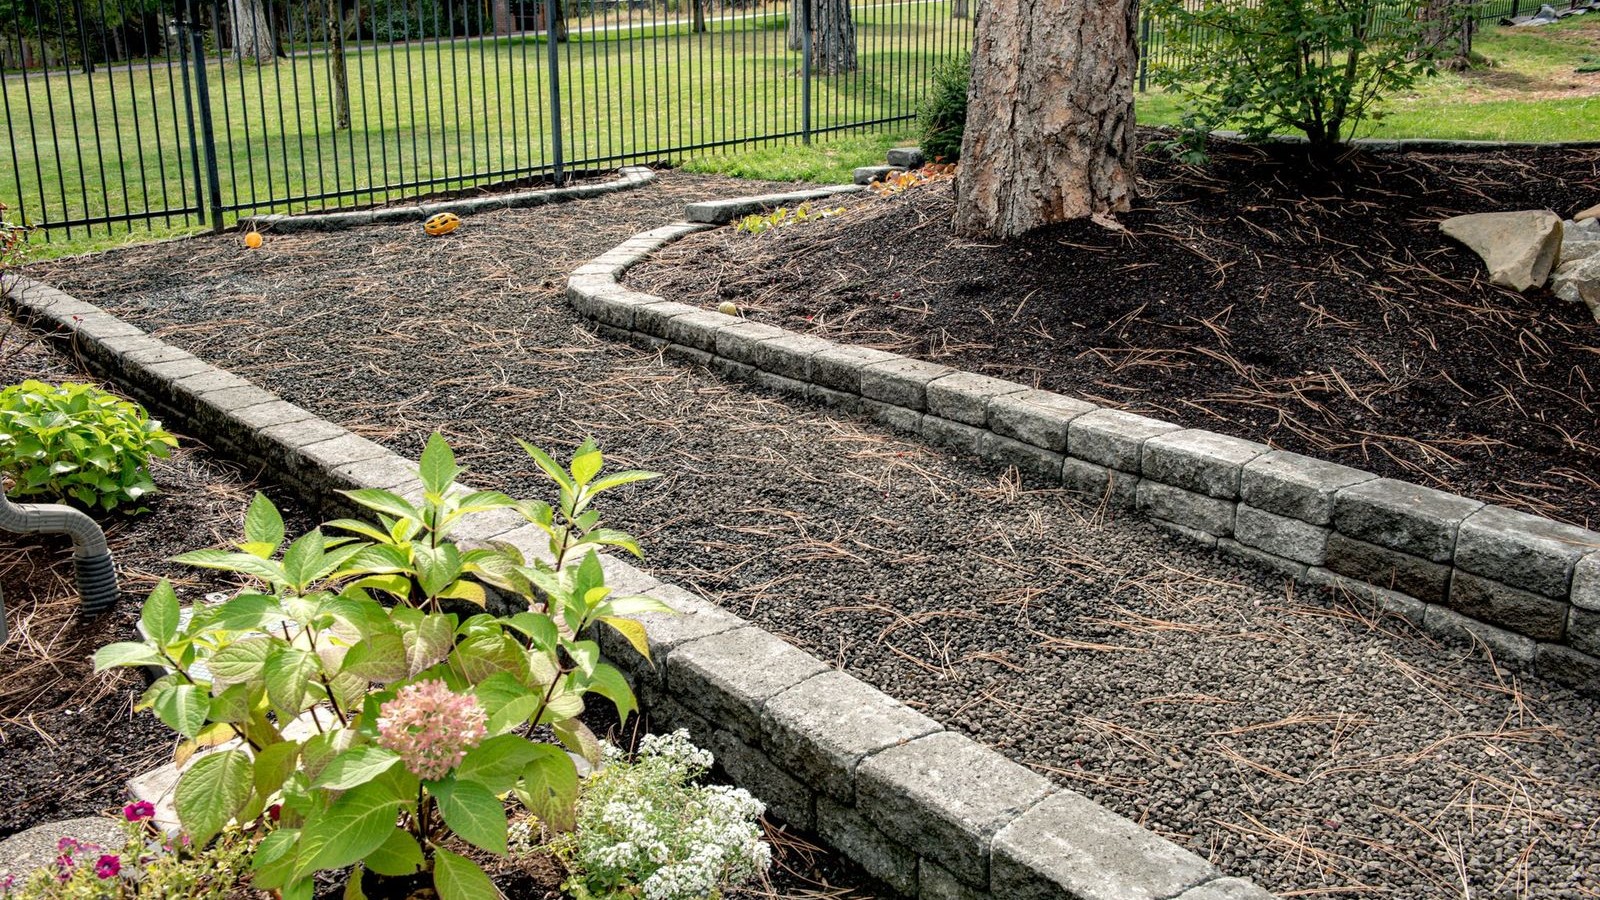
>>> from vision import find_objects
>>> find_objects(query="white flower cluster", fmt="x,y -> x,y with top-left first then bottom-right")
567,731 -> 772,900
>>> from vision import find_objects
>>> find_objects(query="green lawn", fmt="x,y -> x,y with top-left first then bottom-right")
5,7 -> 1597,260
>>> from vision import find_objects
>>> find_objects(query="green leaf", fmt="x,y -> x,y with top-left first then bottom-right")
340,632 -> 410,683
311,747 -> 402,791
254,740 -> 302,801
432,776 -> 509,855
175,749 -> 254,846
281,529 -> 327,592
583,663 -> 637,728
251,828 -> 299,890
456,734 -> 541,795
553,719 -> 602,768
207,636 -> 277,688
518,440 -> 574,492
92,641 -> 166,671
433,848 -> 502,900
570,444 -> 603,487
363,827 -> 424,877
244,492 -> 286,552
395,609 -> 455,676
587,469 -> 659,494
151,682 -> 208,739
339,489 -> 422,525
293,780 -> 406,878
173,549 -> 287,586
206,593 -> 283,633
419,433 -> 462,496
140,580 -> 181,646
516,745 -> 579,832
265,646 -> 321,716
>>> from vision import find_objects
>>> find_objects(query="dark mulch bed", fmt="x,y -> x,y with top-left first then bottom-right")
628,137 -> 1600,527
0,321 -> 315,839
26,171 -> 1600,898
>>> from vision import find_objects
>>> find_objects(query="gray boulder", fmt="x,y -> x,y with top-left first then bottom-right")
1552,256 -> 1600,323
1440,210 -> 1563,291
1562,240 -> 1600,265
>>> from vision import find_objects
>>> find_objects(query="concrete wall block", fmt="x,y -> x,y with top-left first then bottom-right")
714,321 -> 789,365
595,583 -> 746,686
595,553 -> 664,597
751,370 -> 811,399
334,455 -> 423,495
1422,604 -> 1537,667
1176,877 -> 1280,900
815,797 -> 920,896
229,400 -> 316,433
709,355 -> 757,383
861,358 -> 955,411
761,670 -> 943,804
1303,568 -> 1427,625
1455,505 -> 1599,599
1153,518 -> 1219,549
1061,458 -> 1139,510
1216,538 -> 1309,582
1574,552 -> 1600,612
810,345 -> 901,394
591,290 -> 668,331
1534,643 -> 1600,692
990,790 -> 1215,900
1333,478 -> 1484,563
665,627 -> 830,743
1570,606 -> 1600,658
662,344 -> 713,369
856,731 -> 1054,889
1141,430 -> 1269,499
919,860 -> 992,900
632,301 -> 704,339
662,309 -> 739,352
1235,505 -> 1330,565
295,434 -> 391,490
1241,451 -> 1375,525
861,400 -> 924,435
1067,409 -> 1180,472
750,332 -> 836,381
1136,482 -> 1236,537
977,433 -> 1066,481
1324,533 -> 1452,604
886,147 -> 926,168
708,730 -> 816,831
923,416 -> 987,458
924,373 -> 1027,427
809,383 -> 864,414
987,390 -> 1097,453
1447,572 -> 1568,642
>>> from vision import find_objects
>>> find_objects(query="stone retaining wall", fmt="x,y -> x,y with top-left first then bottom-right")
565,206 -> 1600,695
4,269 -> 1279,899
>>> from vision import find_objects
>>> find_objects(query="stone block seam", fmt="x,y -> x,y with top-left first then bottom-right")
561,208 -> 1600,694
239,166 -> 657,233
0,273 -> 1279,899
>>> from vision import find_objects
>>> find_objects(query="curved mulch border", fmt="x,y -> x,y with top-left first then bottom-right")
563,192 -> 1600,697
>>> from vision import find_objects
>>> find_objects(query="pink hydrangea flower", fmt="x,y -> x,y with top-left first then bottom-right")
94,856 -> 120,879
376,680 -> 488,781
123,801 -> 155,822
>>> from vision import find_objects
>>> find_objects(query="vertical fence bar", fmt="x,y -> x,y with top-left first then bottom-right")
185,0 -> 223,229
1138,9 -> 1150,93
800,0 -> 810,144
544,0 -> 563,181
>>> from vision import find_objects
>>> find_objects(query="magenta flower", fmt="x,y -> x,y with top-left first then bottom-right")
375,680 -> 488,781
55,837 -> 79,855
123,801 -> 155,822
94,855 -> 120,879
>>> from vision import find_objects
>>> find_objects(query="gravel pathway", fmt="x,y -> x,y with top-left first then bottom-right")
31,172 -> 1600,898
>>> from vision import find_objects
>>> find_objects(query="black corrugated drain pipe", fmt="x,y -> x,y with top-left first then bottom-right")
0,483 -> 119,642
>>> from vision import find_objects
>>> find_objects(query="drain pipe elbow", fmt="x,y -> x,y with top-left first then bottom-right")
0,484 -> 120,616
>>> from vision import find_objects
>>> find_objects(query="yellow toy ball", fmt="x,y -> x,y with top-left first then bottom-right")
243,231 -> 262,249
424,212 -> 463,236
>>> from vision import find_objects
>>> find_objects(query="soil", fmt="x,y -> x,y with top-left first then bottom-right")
0,321 -> 316,839
25,170 -> 1600,898
628,139 -> 1600,528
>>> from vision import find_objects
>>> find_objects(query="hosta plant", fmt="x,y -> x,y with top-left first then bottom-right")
0,380 -> 176,511
94,435 -> 667,900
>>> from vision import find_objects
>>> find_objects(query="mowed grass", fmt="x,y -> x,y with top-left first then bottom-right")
4,8 -> 1597,259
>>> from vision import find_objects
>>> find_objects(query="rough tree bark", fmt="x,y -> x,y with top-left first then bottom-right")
692,0 -> 707,33
492,0 -> 515,34
953,0 -> 1139,239
229,0 -> 273,60
1420,0 -> 1473,70
326,0 -> 351,129
810,0 -> 855,74
953,0 -> 969,19
788,0 -> 803,51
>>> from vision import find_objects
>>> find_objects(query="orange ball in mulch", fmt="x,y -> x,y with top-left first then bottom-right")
243,232 -> 263,249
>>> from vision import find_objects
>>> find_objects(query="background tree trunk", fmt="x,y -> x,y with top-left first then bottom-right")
327,0 -> 350,129
1420,0 -> 1473,70
954,0 -> 1138,239
952,0 -> 969,19
229,0 -> 273,60
692,0 -> 707,33
492,0 -> 514,34
788,0 -> 803,51
810,0 -> 854,75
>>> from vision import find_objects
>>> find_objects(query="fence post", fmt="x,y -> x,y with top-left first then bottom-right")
72,0 -> 94,74
545,0 -> 564,184
800,0 -> 812,144
185,0 -> 224,232
1510,0 -> 1520,18
1138,10 -> 1150,94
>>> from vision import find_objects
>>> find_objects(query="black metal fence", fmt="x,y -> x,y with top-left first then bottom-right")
2,0 -> 974,240
0,0 -> 1581,241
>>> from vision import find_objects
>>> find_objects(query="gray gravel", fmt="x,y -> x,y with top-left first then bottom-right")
31,172 -> 1600,899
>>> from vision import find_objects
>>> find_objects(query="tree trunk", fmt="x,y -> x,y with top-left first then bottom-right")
953,0 -> 1139,239
327,0 -> 351,129
1420,0 -> 1473,70
229,0 -> 273,60
788,0 -> 803,51
810,0 -> 854,75
953,0 -> 969,19
691,0 -> 707,33
492,0 -> 514,34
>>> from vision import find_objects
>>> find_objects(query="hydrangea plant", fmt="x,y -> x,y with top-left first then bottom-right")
0,380 -> 176,511
93,435 -> 668,900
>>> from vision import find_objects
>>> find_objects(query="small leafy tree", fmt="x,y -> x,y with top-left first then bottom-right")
1147,0 -> 1447,151
917,52 -> 971,163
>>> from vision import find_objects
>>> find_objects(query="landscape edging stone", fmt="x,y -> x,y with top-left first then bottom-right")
0,265 -> 1279,899
557,197 -> 1600,696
